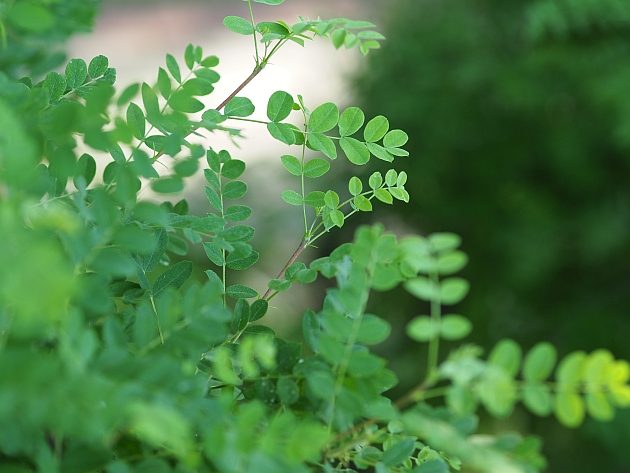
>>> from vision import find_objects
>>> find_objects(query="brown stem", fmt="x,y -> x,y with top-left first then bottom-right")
215,65 -> 263,111
262,238 -> 308,300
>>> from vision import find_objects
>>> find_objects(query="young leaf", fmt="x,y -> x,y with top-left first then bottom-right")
523,343 -> 557,382
267,123 -> 297,144
353,195 -> 372,211
169,90 -> 204,113
126,103 -> 146,140
222,160 -> 246,179
324,190 -> 339,209
281,190 -> 303,206
309,102 -> 339,133
364,115 -> 389,142
374,188 -> 393,204
383,129 -> 409,148
303,158 -> 330,178
223,16 -> 255,35
166,53 -> 181,82
152,176 -> 184,194
157,67 -> 171,98
226,284 -> 258,299
225,205 -> 252,222
88,55 -> 109,77
223,181 -> 248,199
308,133 -> 337,159
340,137 -> 370,165
489,339 -> 522,377
184,43 -> 196,69
281,155 -> 302,176
366,142 -> 394,162
339,106 -> 365,136
141,83 -> 161,124
440,315 -> 472,340
267,91 -> 294,122
65,58 -> 87,89
369,172 -> 383,189
406,316 -> 439,342
348,176 -> 363,196
225,96 -> 255,117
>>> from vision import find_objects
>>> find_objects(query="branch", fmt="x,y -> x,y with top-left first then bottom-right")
216,64 -> 263,111
152,64 -> 265,162
262,238 -> 308,300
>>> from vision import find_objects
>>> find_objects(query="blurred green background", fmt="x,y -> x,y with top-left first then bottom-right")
348,0 -> 630,472
3,0 -> 630,471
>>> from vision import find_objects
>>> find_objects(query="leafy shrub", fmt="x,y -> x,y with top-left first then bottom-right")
0,1 -> 629,472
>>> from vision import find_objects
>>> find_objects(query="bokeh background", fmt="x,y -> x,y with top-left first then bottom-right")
4,0 -> 630,471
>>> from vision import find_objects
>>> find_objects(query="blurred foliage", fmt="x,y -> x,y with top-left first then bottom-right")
0,0 -> 99,78
353,0 -> 630,471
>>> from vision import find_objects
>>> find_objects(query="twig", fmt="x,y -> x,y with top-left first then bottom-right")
262,238 -> 308,300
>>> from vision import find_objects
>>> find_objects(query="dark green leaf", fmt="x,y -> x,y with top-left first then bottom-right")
223,181 -> 248,199
166,54 -> 181,82
65,59 -> 88,89
169,90 -> 204,113
222,160 -> 246,179
126,103 -> 146,140
152,261 -> 193,297
225,205 -> 252,221
250,299 -> 269,321
88,55 -> 109,77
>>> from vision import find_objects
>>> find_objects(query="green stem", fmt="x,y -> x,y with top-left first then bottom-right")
218,166 -> 227,307
261,239 -> 307,300
426,270 -> 442,383
149,295 -> 165,344
246,0 -> 260,65
300,126 -> 308,234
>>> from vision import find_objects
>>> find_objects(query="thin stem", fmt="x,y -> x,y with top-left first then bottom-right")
246,0 -> 260,65
300,127 -> 308,233
261,239 -> 308,300
216,65 -> 263,111
149,295 -> 165,344
426,270 -> 441,383
218,166 -> 227,307
227,116 -> 269,125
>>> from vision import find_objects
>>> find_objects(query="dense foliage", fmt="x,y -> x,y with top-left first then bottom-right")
353,0 -> 630,470
1,1 -> 629,472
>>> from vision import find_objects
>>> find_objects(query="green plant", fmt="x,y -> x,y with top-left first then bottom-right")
0,1 -> 629,472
